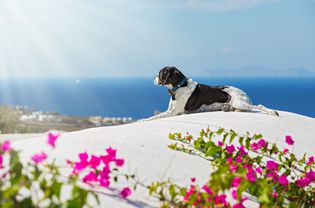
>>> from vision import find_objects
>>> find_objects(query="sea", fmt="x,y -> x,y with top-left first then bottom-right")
0,77 -> 314,119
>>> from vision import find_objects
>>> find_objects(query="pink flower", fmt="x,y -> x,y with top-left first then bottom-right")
250,142 -> 259,151
235,156 -> 242,164
106,147 -> 116,159
272,191 -> 278,198
101,155 -> 113,164
99,177 -> 110,187
72,152 -> 89,174
230,164 -> 238,172
258,139 -> 267,148
47,132 -> 60,148
246,171 -> 256,182
120,187 -> 132,198
306,156 -> 314,165
31,152 -> 47,164
214,194 -> 227,206
279,174 -> 289,186
202,184 -> 213,195
184,185 -> 195,201
283,148 -> 289,154
306,170 -> 315,181
218,141 -> 224,146
115,158 -> 124,167
89,155 -> 101,169
238,145 -> 247,156
83,171 -> 98,183
233,203 -> 245,208
266,160 -> 279,171
296,177 -> 311,187
0,155 -> 3,168
191,177 -> 196,183
227,157 -> 233,164
285,136 -> 294,145
256,167 -> 263,174
1,140 -> 11,152
232,189 -> 237,199
79,152 -> 89,162
231,177 -> 242,188
226,145 -> 235,154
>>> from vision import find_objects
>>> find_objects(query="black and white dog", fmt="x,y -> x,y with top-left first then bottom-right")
144,66 -> 279,120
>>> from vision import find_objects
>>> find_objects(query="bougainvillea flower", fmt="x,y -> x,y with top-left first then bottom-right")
47,132 -> 60,148
202,184 -> 213,195
0,155 -> 3,168
283,148 -> 289,154
235,156 -> 242,164
231,177 -> 242,188
306,170 -> 315,181
226,145 -> 235,154
272,191 -> 278,198
31,152 -> 47,164
72,152 -> 89,174
233,203 -> 246,208
83,171 -> 98,183
79,152 -> 89,162
114,158 -> 124,167
120,187 -> 132,198
296,177 -> 311,187
258,139 -> 267,148
191,177 -> 196,183
1,140 -> 11,152
250,142 -> 259,151
106,147 -> 117,159
89,155 -> 101,169
99,176 -> 110,187
266,160 -> 279,171
255,167 -> 263,174
218,141 -> 224,146
285,136 -> 294,145
279,174 -> 289,186
230,164 -> 238,172
246,171 -> 256,182
237,145 -> 247,156
214,194 -> 227,206
306,156 -> 314,165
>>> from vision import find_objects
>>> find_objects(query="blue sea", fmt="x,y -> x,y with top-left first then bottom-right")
0,78 -> 314,119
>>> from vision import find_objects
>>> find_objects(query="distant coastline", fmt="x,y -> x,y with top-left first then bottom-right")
0,105 -> 134,134
0,77 -> 314,119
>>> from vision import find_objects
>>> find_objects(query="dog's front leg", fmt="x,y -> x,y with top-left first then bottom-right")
138,99 -> 182,121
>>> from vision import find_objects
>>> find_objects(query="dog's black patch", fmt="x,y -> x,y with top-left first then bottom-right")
184,84 -> 231,112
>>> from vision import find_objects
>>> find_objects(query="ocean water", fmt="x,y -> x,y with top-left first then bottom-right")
0,78 -> 314,119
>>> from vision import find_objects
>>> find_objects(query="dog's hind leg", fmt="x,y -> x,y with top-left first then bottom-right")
232,102 -> 279,116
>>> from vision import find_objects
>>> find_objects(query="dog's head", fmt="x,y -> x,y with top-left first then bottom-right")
154,66 -> 187,88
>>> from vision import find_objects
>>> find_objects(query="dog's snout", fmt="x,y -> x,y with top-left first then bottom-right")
154,76 -> 160,85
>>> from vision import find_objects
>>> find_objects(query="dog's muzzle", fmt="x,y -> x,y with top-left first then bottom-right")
154,76 -> 160,85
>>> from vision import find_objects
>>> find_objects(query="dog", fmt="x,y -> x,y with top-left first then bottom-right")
143,66 -> 279,120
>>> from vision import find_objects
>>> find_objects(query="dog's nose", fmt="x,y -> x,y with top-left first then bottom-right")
154,76 -> 160,85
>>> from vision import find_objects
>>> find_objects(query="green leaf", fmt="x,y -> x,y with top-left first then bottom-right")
217,128 -> 225,135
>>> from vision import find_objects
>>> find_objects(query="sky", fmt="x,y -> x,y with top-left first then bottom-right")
0,0 -> 314,78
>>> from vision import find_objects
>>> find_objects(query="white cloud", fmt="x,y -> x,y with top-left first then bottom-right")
184,0 -> 280,12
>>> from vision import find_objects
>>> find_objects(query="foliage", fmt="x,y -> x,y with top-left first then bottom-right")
0,133 -> 131,207
147,128 -> 315,208
0,105 -> 28,133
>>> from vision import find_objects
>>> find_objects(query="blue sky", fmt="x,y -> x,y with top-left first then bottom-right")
0,0 -> 314,78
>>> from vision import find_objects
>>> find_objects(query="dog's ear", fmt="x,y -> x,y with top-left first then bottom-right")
162,70 -> 171,85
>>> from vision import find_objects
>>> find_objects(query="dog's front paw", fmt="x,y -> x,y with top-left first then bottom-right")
222,104 -> 232,112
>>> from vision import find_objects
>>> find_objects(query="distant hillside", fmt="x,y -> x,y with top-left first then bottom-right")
201,66 -> 315,77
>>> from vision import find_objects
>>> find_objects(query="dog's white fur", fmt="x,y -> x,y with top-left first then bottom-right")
143,77 -> 278,121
